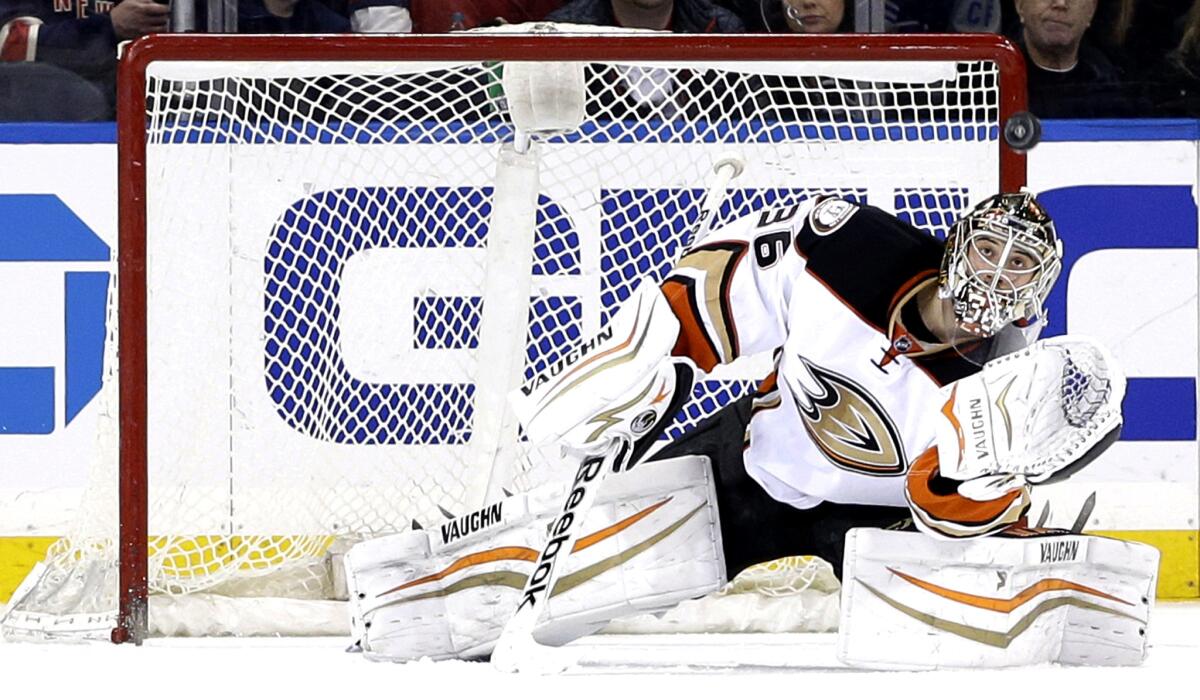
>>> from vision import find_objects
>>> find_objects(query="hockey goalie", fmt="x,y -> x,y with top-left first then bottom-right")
344,192 -> 1156,670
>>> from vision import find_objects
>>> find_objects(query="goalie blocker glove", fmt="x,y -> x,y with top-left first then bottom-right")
509,282 -> 696,463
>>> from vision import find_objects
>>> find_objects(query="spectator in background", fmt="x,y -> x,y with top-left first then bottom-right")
886,0 -> 1002,33
1090,0 -> 1200,116
403,1 -> 563,32
1090,0 -> 1186,71
1012,0 -> 1135,117
716,0 -> 771,30
718,0 -> 849,33
1148,0 -> 1200,116
0,0 -> 168,119
234,1 -> 416,32
546,0 -> 743,32
238,0 -> 350,32
780,0 -> 850,33
346,0 -> 413,32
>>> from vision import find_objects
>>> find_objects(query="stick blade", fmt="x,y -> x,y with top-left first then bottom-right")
491,627 -> 578,674
1070,492 -> 1097,534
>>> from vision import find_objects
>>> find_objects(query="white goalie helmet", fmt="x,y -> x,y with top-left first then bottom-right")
939,192 -> 1063,337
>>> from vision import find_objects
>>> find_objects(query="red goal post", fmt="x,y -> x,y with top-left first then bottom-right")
92,31 -> 1030,643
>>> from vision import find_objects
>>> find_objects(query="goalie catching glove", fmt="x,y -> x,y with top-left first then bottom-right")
907,335 -> 1125,538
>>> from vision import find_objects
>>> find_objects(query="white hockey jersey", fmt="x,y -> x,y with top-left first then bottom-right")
660,197 -> 1032,538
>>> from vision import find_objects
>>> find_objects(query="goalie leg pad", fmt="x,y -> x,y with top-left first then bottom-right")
344,455 -> 725,662
838,528 -> 1159,669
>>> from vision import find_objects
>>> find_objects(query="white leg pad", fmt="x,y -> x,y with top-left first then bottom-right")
344,455 -> 724,662
838,528 -> 1159,669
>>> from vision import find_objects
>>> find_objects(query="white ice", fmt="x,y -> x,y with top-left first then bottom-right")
1,602 -> 1195,700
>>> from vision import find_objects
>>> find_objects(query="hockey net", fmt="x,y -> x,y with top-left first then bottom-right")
1,27 -> 1024,642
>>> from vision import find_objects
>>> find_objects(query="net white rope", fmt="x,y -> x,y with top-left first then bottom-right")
2,28 -> 1011,639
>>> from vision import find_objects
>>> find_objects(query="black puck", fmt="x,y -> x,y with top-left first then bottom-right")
1004,111 -> 1042,152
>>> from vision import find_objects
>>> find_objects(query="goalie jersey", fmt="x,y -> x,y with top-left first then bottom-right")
661,197 -> 1032,535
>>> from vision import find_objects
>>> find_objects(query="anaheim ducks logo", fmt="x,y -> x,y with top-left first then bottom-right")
791,356 -> 907,476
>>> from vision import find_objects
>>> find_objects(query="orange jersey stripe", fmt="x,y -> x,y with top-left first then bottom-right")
755,370 -> 779,396
887,269 -> 939,316
940,386 -> 965,470
662,278 -> 720,371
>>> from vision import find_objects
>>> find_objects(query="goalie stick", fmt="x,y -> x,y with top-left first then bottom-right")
490,437 -> 631,673
687,152 -> 745,251
491,153 -> 745,673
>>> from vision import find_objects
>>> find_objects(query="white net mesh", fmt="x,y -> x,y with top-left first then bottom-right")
2,30 -> 1015,639
604,556 -> 843,635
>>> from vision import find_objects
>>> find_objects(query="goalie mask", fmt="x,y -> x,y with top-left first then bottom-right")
939,193 -> 1062,337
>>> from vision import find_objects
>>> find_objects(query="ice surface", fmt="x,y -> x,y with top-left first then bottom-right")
0,603 -> 1195,699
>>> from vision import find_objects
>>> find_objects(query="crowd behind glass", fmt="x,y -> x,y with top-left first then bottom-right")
0,0 -> 1195,121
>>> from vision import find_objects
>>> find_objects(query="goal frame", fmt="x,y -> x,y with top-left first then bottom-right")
115,31 -> 1027,644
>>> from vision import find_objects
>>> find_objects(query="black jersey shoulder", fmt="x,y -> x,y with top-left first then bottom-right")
792,198 -> 945,331
910,324 -> 1028,387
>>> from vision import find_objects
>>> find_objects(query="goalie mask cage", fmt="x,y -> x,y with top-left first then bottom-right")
0,29 -> 1026,645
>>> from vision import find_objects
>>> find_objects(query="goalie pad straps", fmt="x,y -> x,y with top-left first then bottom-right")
839,528 -> 1159,669
343,455 -> 724,662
